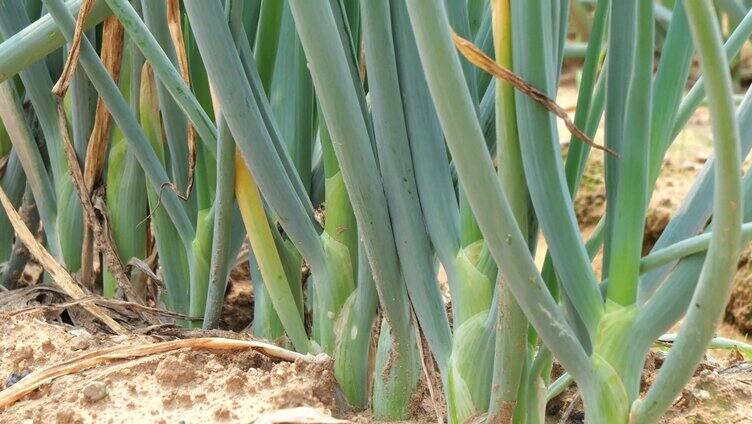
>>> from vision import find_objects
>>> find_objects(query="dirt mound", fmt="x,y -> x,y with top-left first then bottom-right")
726,245 -> 752,335
548,351 -> 752,424
220,278 -> 253,332
0,313 -> 338,424
662,362 -> 752,423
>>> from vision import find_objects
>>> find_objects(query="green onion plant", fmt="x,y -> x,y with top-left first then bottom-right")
0,0 -> 750,422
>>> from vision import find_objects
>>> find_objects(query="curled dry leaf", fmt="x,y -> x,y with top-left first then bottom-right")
51,0 -> 96,97
450,30 -> 617,157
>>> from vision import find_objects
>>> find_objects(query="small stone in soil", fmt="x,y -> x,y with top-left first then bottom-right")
70,337 -> 90,351
14,346 -> 34,362
693,389 -> 711,401
82,381 -> 108,403
570,411 -> 585,423
214,407 -> 232,421
5,370 -> 30,388
69,328 -> 92,338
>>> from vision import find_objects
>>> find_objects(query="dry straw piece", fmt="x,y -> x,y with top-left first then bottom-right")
0,184 -> 126,334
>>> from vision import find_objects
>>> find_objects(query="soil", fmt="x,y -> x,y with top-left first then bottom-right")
727,244 -> 752,336
0,312 -> 339,424
219,261 -> 253,332
547,351 -> 752,424
6,306 -> 749,424
661,362 -> 752,424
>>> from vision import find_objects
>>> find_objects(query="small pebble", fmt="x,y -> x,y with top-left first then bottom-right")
82,381 -> 108,402
5,370 -> 30,388
70,337 -> 90,351
69,328 -> 92,338
14,346 -> 34,361
694,389 -> 711,401
40,339 -> 55,353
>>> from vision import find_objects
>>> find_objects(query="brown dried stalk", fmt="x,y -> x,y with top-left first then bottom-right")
451,30 -> 617,156
166,0 -> 196,201
80,16 -> 125,290
51,0 -> 96,97
55,101 -> 145,308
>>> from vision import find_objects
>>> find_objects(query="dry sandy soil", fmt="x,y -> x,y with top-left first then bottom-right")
0,313 -> 338,424
1,82 -> 752,423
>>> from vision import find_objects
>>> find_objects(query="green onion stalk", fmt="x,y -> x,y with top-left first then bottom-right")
0,1 -> 749,422
289,0 -> 423,416
487,0 -> 529,421
139,64 -> 190,314
103,36 -> 148,298
0,153 -> 24,269
0,0 -> 83,271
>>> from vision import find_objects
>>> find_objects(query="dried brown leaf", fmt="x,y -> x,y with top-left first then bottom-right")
451,30 -> 617,157
0,185 -> 125,335
167,0 -> 196,201
51,0 -> 96,97
80,16 -> 125,290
